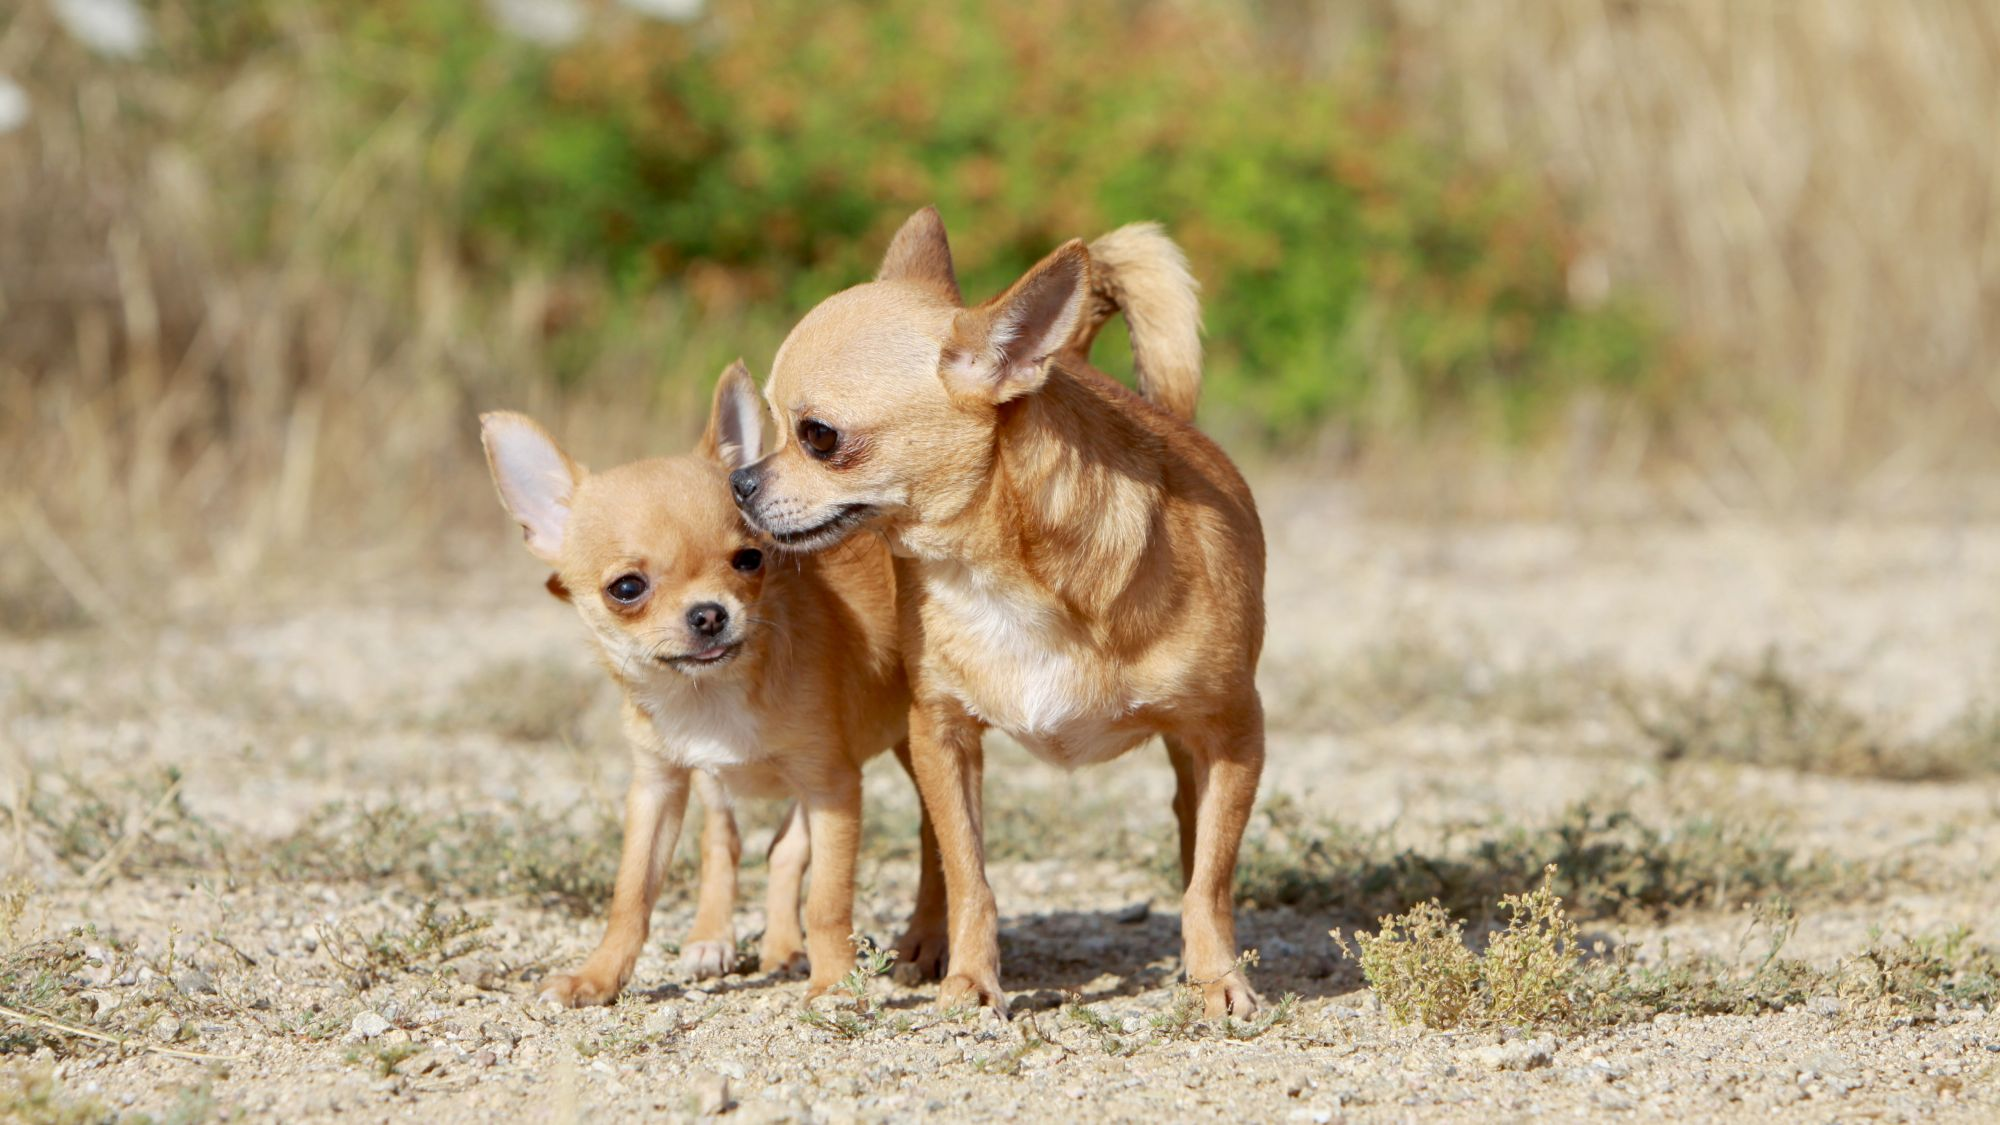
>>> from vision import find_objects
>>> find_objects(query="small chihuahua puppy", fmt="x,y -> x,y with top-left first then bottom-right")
481,363 -> 935,1006
731,210 -> 1267,1018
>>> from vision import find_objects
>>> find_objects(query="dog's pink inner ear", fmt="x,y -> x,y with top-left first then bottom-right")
944,241 -> 1089,403
480,412 -> 577,564
877,206 -> 961,304
701,360 -> 766,471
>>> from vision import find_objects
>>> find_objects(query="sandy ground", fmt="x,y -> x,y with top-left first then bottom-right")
3,486 -> 2000,1122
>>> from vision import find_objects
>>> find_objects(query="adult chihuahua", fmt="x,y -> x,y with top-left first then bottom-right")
730,210 -> 1266,1017
481,364 -> 937,1006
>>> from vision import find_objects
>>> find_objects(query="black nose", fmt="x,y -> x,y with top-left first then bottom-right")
686,602 -> 728,637
729,466 -> 761,506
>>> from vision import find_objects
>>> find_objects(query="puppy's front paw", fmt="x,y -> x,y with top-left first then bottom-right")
890,925 -> 948,985
678,940 -> 738,980
1200,970 -> 1260,1020
936,971 -> 1009,1019
538,969 -> 623,1008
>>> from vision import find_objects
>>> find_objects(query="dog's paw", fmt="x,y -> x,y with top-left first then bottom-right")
1199,970 -> 1260,1020
936,971 -> 1009,1019
758,938 -> 809,978
677,940 -> 738,980
803,972 -> 845,1004
890,926 -> 948,985
538,969 -> 622,1008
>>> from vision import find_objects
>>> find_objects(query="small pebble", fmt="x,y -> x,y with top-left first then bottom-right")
346,1012 -> 391,1042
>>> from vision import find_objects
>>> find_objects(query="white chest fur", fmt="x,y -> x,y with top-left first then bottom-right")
632,675 -> 766,772
924,561 -> 1149,766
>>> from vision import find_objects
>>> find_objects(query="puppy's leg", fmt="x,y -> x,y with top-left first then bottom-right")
906,702 -> 1006,1015
759,802 -> 810,976
1166,737 -> 1199,891
890,738 -> 949,984
799,766 -> 864,1001
541,748 -> 691,1007
679,771 -> 741,980
1167,696 -> 1266,1019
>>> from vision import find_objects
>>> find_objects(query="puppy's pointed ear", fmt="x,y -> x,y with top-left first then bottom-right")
700,360 -> 766,470
480,411 -> 580,564
942,240 -> 1089,404
877,206 -> 961,304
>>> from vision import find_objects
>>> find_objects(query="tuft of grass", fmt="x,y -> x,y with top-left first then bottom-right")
1621,650 -> 2000,781
0,933 -> 97,1055
1345,879 -> 2000,1031
442,658 -> 610,745
320,900 -> 491,993
266,799 -> 645,916
795,936 -> 901,1040
1266,631 -> 1601,735
0,1069 -> 118,1125
1062,1001 -> 1146,1058
1335,866 -> 1579,1030
1232,797 -> 1827,924
0,1070 -> 214,1125
5,768 -> 230,881
970,1018 -> 1054,1077
348,1040 -> 424,1078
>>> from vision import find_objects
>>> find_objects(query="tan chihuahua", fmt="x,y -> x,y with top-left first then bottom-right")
730,209 -> 1267,1018
481,364 -> 935,1006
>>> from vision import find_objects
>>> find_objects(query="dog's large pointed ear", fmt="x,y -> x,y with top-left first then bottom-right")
942,239 -> 1089,404
480,411 -> 580,564
877,206 -> 961,304
699,360 -> 765,471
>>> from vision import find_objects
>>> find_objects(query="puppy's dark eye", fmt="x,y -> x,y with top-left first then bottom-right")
605,573 -> 649,604
731,548 -> 763,573
798,419 -> 839,459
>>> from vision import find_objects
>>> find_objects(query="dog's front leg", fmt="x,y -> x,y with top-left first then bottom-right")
890,738 -> 950,983
678,770 -> 741,980
798,766 -> 863,1001
540,747 -> 692,1008
758,802 -> 811,975
906,701 -> 1006,1015
1168,697 -> 1266,1019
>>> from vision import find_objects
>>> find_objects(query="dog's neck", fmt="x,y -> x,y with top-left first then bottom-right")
904,364 -> 1170,626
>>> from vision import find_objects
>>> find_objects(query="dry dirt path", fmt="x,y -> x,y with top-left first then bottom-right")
3,498 -> 1998,1121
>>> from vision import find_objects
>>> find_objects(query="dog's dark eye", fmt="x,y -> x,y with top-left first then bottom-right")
798,419 -> 839,459
605,573 -> 649,604
731,548 -> 763,573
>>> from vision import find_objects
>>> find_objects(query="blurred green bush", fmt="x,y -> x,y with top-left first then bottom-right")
189,0 -> 1672,441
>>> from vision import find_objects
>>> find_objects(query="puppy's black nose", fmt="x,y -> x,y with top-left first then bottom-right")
729,466 -> 761,506
686,602 -> 728,637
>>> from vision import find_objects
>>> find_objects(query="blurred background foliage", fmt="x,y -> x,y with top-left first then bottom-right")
2,0 -> 1997,628
170,0 -> 1668,433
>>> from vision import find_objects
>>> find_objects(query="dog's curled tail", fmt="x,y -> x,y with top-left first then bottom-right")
1070,222 -> 1203,423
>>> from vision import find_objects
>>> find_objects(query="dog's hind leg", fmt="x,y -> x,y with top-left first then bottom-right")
1166,695 -> 1266,1019
891,738 -> 950,983
679,770 -> 741,979
1166,736 -> 1199,891
759,802 -> 811,976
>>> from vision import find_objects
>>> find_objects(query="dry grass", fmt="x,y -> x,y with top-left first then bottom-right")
1345,877 -> 2000,1033
1231,796 -> 1830,924
5,3 -> 2000,635
1267,631 -> 2000,783
1342,0 -> 2000,507
1335,866 -> 1580,1030
1619,652 -> 2000,781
